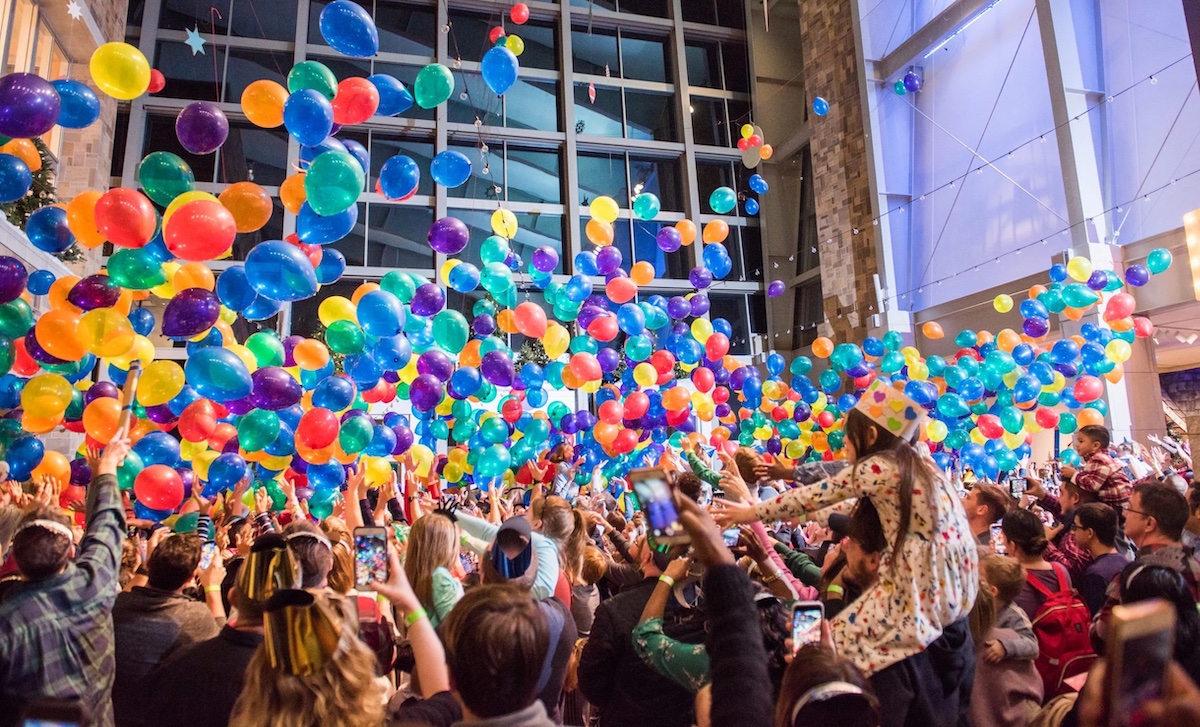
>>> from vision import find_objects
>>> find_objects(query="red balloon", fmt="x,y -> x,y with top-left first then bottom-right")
624,392 -> 649,419
1034,407 -> 1060,429
666,408 -> 690,427
514,301 -> 547,339
747,134 -> 762,147
976,414 -> 1004,440
148,69 -> 166,94
704,333 -> 730,361
331,77 -> 380,126
770,406 -> 787,422
134,464 -> 184,511
587,314 -> 619,342
569,352 -> 601,382
165,200 -> 237,261
612,428 -> 638,453
712,386 -> 730,405
179,399 -> 219,442
737,138 -> 750,151
598,400 -> 624,425
298,407 -> 339,449
691,367 -> 714,392
1133,316 -> 1154,338
94,188 -> 157,248
208,422 -> 236,451
606,277 -> 637,304
1073,376 -> 1104,403
816,411 -> 835,429
650,350 -> 675,376
501,396 -> 523,423
1104,292 -> 1135,322
12,337 -> 38,376
510,2 -> 530,24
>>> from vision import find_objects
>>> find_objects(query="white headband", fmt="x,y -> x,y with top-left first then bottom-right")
790,681 -> 870,724
286,531 -> 332,551
15,519 -> 74,540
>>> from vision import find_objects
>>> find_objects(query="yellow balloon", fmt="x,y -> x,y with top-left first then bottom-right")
318,296 -> 357,326
151,262 -> 181,299
398,356 -> 419,384
543,323 -> 570,359
1066,256 -> 1092,282
108,335 -> 155,369
589,196 -> 620,225
364,456 -> 393,487
633,362 -> 657,387
505,34 -> 525,56
219,306 -> 238,325
901,346 -> 921,364
1106,339 -> 1132,363
179,439 -> 208,461
1002,431 -> 1025,450
491,208 -> 518,238
1046,371 -> 1067,393
90,42 -> 151,100
21,374 -> 73,415
970,428 -> 987,445
76,308 -> 135,358
993,294 -> 1014,313
926,420 -> 948,443
690,317 -> 713,343
784,440 -> 805,459
741,124 -> 755,140
410,444 -> 434,477
193,450 -> 220,480
1002,370 -> 1020,390
440,259 -> 460,286
138,360 -> 185,407
444,462 -> 463,482
909,361 -> 929,381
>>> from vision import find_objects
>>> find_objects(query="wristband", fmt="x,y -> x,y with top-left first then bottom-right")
404,606 -> 427,627
204,585 -> 220,594
658,575 -> 675,588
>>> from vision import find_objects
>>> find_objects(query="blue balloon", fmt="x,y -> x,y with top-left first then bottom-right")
372,333 -> 412,370
319,0 -> 379,57
357,290 -> 406,338
134,431 -> 181,467
343,139 -> 369,174
617,303 -> 645,335
307,461 -> 346,490
129,307 -> 156,336
702,243 -> 729,270
283,89 -> 334,147
185,347 -> 253,403
481,46 -> 519,95
744,198 -> 759,215
749,174 -> 769,194
216,265 -> 258,312
366,425 -> 397,457
574,251 -> 598,276
26,269 -> 54,295
51,79 -> 100,129
812,96 -> 830,116
345,352 -> 382,387
6,436 -> 42,481
448,262 -> 480,293
244,240 -> 319,302
429,150 -> 471,187
368,74 -> 413,116
300,136 -> 347,168
25,206 -> 74,253
378,154 -> 420,199
315,247 -> 346,284
297,201 -> 358,245
0,153 -> 31,203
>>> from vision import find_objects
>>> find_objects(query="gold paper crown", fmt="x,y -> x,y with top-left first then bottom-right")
854,379 -> 926,441
263,590 -> 346,677
237,534 -> 302,604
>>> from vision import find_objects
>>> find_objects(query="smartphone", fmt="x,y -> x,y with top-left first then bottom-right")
627,467 -> 689,545
199,542 -> 217,570
722,527 -> 740,547
791,601 -> 824,651
990,523 -> 1006,554
1010,477 -> 1027,497
1104,599 -> 1176,727
20,698 -> 84,726
353,526 -> 389,589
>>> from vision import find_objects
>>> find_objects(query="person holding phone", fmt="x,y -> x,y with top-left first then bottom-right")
716,380 -> 979,727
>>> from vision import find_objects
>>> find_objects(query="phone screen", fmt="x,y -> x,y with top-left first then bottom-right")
990,523 -> 1006,555
1111,628 -> 1172,727
199,542 -> 216,570
631,475 -> 685,542
1010,477 -> 1027,497
722,528 -> 740,547
792,602 -> 824,651
353,527 -> 388,588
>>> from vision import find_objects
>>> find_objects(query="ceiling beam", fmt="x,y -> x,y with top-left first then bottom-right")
872,0 -> 998,81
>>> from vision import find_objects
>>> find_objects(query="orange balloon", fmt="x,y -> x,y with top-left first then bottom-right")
812,337 -> 833,358
112,287 -> 134,316
23,413 -> 62,435
1,139 -> 40,171
241,79 -> 288,128
561,366 -> 584,390
606,276 -> 637,304
280,172 -> 307,215
976,331 -> 994,346
585,218 -> 614,247
32,450 -> 70,482
1028,284 -> 1047,299
1105,363 -> 1125,384
921,321 -> 944,339
1062,306 -> 1083,321
593,422 -> 619,445
702,220 -> 729,244
1110,317 -> 1134,332
173,262 -> 216,292
760,144 -> 774,160
218,181 -> 273,233
83,397 -> 122,442
1076,408 -> 1105,427
459,339 -> 482,368
351,282 -> 380,304
662,387 -> 690,411
996,329 -> 1021,352
35,308 -> 85,361
48,275 -> 81,312
496,309 -> 518,334
630,261 -> 655,286
675,219 -> 697,246
293,339 -> 330,369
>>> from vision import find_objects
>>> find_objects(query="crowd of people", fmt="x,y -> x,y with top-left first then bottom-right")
3,381 -> 1200,727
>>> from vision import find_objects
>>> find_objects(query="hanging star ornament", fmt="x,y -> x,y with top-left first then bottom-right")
184,27 -> 206,55
65,0 -> 83,20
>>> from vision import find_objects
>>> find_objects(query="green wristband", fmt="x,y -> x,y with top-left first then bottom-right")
404,606 -> 427,627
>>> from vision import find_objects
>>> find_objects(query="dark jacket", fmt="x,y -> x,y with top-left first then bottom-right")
704,565 -> 774,727
869,617 -> 976,727
143,626 -> 263,727
578,578 -> 696,727
112,587 -> 220,727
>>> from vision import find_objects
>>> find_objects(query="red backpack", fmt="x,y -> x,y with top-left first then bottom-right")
1026,564 -> 1096,696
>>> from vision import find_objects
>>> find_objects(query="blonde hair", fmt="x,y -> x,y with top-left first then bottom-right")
580,545 -> 608,585
403,513 -> 459,612
229,596 -> 384,727
321,518 -> 355,596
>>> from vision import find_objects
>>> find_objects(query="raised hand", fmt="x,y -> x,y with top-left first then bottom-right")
98,434 -> 133,477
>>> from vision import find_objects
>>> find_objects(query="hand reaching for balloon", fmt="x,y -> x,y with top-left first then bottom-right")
718,470 -> 752,504
711,497 -> 759,529
98,434 -> 133,477
86,443 -> 103,475
346,463 -> 367,500
253,487 -> 273,515
193,491 -> 214,516
753,458 -> 792,482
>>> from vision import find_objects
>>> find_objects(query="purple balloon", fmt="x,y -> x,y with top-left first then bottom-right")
410,282 -> 445,317
391,424 -> 414,454
162,288 -> 220,338
409,373 -> 443,412
1086,270 -> 1108,291
224,397 -> 255,416
250,366 -> 303,410
428,216 -> 470,255
0,74 -> 60,139
715,403 -> 732,418
282,335 -> 306,367
596,246 -> 622,275
480,350 -> 514,387
417,350 -> 455,382
689,267 -> 713,289
68,274 -> 121,310
178,467 -> 195,500
1022,316 -> 1050,338
175,101 -> 229,155
1125,264 -> 1150,287
69,457 -> 92,486
144,403 -> 179,425
597,347 -> 621,372
0,256 -> 27,304
767,280 -> 785,297
472,313 -> 496,336
656,227 -> 682,252
85,381 -> 119,404
531,246 -> 559,273
690,293 -> 710,316
666,296 -> 691,319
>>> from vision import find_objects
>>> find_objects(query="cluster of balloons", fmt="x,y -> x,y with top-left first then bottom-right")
893,69 -> 923,96
735,123 -> 773,169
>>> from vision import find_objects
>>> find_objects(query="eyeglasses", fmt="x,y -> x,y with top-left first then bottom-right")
1125,507 -> 1151,519
1070,523 -> 1089,531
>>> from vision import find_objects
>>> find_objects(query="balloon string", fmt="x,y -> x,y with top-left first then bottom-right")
210,6 -> 225,184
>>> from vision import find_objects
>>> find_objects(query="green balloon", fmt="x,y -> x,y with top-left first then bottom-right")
117,451 -> 144,491
547,401 -> 570,426
476,381 -> 497,402
1061,283 -> 1099,309
480,261 -> 513,295
108,248 -> 167,290
172,511 -> 199,534
625,335 -> 652,361
0,338 -> 13,376
137,152 -> 195,207
246,331 -> 285,367
632,193 -> 660,220
0,298 -> 33,338
480,235 -> 510,264
65,389 -> 85,420
414,63 -> 454,109
432,310 -> 468,353
480,416 -> 509,444
339,416 -> 373,454
475,444 -> 511,478
287,60 -> 338,99
239,409 -> 280,452
472,298 -> 497,317
381,271 -> 417,303
1058,412 -> 1078,434
326,320 -> 365,354
305,150 -> 364,217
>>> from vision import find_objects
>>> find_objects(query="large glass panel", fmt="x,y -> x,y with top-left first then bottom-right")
366,204 -> 435,269
220,122 -> 290,186
145,113 -> 217,182
572,26 -> 617,76
624,90 -> 677,142
161,0 -> 226,33
327,201 -> 367,266
727,99 -> 751,136
685,41 -> 720,88
619,33 -> 669,83
445,8 -> 496,58
228,0 -> 296,41
447,71 -> 499,126
224,48 -> 289,102
504,78 -> 559,132
446,142 -> 503,201
574,83 -> 622,138
577,152 -> 626,208
682,0 -> 718,25
507,147 -> 561,205
709,294 -> 750,354
154,41 -> 225,101
690,97 -> 725,147
369,135 -> 435,196
721,41 -> 751,92
632,220 -> 689,279
375,1 -> 436,56
514,20 -> 558,71
623,0 -> 668,17
5,0 -> 36,75
629,155 -> 682,210
372,62 -> 438,121
739,225 -> 763,281
715,0 -> 747,30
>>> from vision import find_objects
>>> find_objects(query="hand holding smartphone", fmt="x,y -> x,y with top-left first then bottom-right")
791,601 -> 824,652
627,467 -> 689,545
1103,599 -> 1176,727
353,526 -> 389,588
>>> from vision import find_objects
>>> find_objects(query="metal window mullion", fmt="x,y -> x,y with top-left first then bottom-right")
670,0 -> 700,275
559,1 -> 582,279
433,0 -> 450,281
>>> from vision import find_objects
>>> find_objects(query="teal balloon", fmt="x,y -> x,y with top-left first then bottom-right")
1058,412 -> 1077,434
304,150 -> 364,217
339,416 -> 373,454
185,348 -> 252,403
476,444 -> 511,477
287,60 -> 338,99
708,186 -> 736,214
481,261 -> 513,295
432,310 -> 469,353
480,235 -> 510,264
137,152 -> 195,207
239,409 -> 280,452
480,416 -> 509,444
790,356 -> 812,376
1147,248 -> 1173,274
632,193 -> 661,221
414,63 -> 454,109
1062,283 -> 1099,308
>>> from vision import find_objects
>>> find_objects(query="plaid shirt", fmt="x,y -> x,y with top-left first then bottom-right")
0,473 -> 125,727
1091,542 -> 1200,648
1071,451 -> 1132,509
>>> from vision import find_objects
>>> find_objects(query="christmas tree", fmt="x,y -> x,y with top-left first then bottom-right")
0,137 -> 83,263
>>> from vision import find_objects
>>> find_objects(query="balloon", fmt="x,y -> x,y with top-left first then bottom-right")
241,79 -> 288,128
51,79 -> 101,128
428,216 -> 470,255
903,70 -> 923,93
250,366 -> 302,410
245,240 -> 319,301
378,154 -> 420,199
767,280 -> 785,297
139,360 -> 185,407
708,187 -> 736,214
134,464 -> 184,511
90,42 -> 151,100
589,196 -> 619,224
75,305 -> 131,355
414,63 -> 454,109
161,288 -> 220,338
744,198 -> 759,215
297,201 -> 358,244
219,181 -> 273,233
811,96 -> 829,116
164,200 -> 237,261
6,436 -> 44,480
147,69 -> 165,93
1124,264 -> 1150,287
511,2 -> 530,23
304,150 -> 364,216
514,301 -> 547,338
481,46 -> 519,95
27,269 -> 53,296
83,397 -> 123,442
357,290 -> 404,338
430,150 -> 471,187
25,207 -> 74,254
0,153 -> 31,203
94,188 -> 156,248
702,220 -> 728,244
319,0 -> 379,57
137,151 -> 195,207
283,89 -> 334,147
586,219 -> 614,247
66,190 -> 106,249
289,61 -> 338,100
185,347 -> 252,402
491,208 -> 518,238
749,174 -> 769,194
1147,248 -> 1173,274
175,101 -> 229,155
1066,256 -> 1092,282
632,193 -> 660,220
331,77 -> 380,125
921,321 -> 944,340
369,74 -> 413,116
